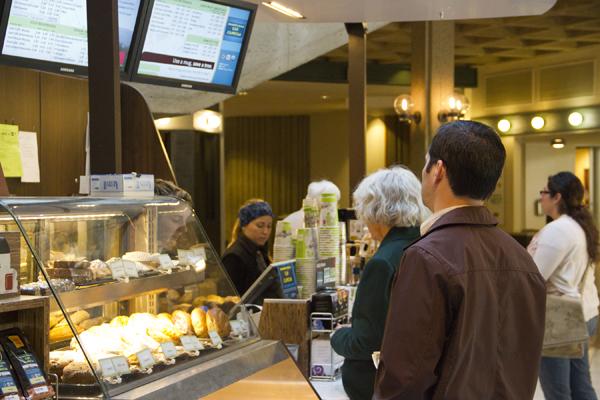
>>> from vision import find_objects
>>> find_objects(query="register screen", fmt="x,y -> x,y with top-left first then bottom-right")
2,0 -> 141,69
137,0 -> 251,86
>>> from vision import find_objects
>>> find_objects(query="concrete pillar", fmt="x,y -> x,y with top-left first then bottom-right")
408,21 -> 455,174
346,23 -> 367,203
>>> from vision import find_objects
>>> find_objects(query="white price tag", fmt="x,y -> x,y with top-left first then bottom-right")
160,342 -> 177,358
158,254 -> 174,270
109,260 -> 127,280
180,335 -> 204,352
111,356 -> 130,375
177,249 -> 192,265
191,247 -> 206,260
123,260 -> 139,278
136,349 -> 155,370
208,331 -> 223,347
99,358 -> 117,378
229,320 -> 242,336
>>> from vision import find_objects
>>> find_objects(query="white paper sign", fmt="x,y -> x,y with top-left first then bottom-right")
160,342 -> 177,358
18,131 -> 40,183
191,247 -> 206,260
111,356 -> 130,375
180,335 -> 204,352
136,349 -> 155,369
99,358 -> 118,378
122,260 -> 139,278
158,254 -> 174,270
208,331 -> 223,347
109,260 -> 127,280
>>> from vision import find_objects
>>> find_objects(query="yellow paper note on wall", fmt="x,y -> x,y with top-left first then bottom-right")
0,124 -> 21,177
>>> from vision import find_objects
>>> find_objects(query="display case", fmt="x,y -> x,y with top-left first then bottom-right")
0,197 -> 317,399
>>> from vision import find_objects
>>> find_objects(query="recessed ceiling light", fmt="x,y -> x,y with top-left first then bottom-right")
568,111 -> 583,127
262,2 -> 305,19
497,119 -> 511,133
551,138 -> 565,149
238,91 -> 248,96
531,116 -> 545,130
321,95 -> 328,100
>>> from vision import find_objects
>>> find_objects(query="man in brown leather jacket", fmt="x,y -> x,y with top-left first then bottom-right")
373,121 -> 546,400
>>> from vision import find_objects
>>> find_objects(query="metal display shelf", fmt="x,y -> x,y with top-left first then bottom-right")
50,268 -> 205,312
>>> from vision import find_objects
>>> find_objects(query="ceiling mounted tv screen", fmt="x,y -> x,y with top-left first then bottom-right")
131,0 -> 256,93
0,0 -> 145,77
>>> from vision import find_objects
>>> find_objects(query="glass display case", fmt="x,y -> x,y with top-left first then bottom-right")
0,196 -> 282,399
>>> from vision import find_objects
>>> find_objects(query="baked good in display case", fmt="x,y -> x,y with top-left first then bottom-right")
0,196 -> 264,399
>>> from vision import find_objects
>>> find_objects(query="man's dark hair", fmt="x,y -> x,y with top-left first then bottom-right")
425,120 -> 506,200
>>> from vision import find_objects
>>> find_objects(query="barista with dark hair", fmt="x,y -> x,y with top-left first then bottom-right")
222,199 -> 281,304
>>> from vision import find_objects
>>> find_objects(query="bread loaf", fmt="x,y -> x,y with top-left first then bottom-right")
171,310 -> 192,336
206,307 -> 231,338
62,362 -> 95,384
191,308 -> 208,338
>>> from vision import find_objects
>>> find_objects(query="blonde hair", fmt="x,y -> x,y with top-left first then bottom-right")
228,198 -> 268,248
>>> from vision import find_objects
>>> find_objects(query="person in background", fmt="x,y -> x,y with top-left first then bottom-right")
284,180 -> 341,233
154,178 -> 193,203
222,199 -> 281,304
373,121 -> 546,399
528,171 -> 599,400
330,166 -> 425,400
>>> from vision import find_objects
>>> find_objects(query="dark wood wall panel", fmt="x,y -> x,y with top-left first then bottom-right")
39,74 -> 89,196
121,84 -> 175,181
224,116 -> 310,238
0,66 -> 41,196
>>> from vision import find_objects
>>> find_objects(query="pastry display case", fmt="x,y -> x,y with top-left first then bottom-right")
0,197 -> 315,399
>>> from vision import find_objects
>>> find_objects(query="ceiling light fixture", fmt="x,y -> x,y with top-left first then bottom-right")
262,2 -> 305,19
154,117 -> 172,130
321,95 -> 329,100
568,111 -> 583,127
531,116 -> 545,130
238,91 -> 248,96
551,138 -> 565,149
193,110 -> 223,133
497,119 -> 511,133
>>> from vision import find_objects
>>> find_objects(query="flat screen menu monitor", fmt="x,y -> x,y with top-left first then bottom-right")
0,0 -> 145,77
131,0 -> 257,93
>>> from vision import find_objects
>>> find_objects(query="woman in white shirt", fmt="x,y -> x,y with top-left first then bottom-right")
528,172 -> 599,400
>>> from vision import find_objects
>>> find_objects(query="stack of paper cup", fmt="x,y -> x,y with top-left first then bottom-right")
295,227 -> 319,297
319,193 -> 339,227
318,193 -> 340,283
303,198 -> 319,228
296,228 -> 319,259
273,221 -> 294,262
339,221 -> 347,285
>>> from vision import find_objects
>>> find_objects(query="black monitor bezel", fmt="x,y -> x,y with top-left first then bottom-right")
130,0 -> 257,94
0,0 -> 148,80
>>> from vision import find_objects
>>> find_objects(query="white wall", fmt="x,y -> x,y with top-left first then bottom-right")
366,118 -> 387,175
523,132 -> 600,230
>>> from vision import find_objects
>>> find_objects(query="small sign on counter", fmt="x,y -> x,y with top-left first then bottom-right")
160,342 -> 177,359
180,335 -> 204,352
208,331 -> 223,347
136,349 -> 155,370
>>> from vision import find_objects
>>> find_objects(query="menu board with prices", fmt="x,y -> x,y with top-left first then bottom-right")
137,0 -> 252,87
3,0 -> 88,66
1,0 -> 141,69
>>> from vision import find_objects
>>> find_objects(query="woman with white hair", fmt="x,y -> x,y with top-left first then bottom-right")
331,166 -> 427,400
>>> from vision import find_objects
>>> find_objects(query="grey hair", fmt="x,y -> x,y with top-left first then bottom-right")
353,166 -> 428,228
307,180 -> 341,201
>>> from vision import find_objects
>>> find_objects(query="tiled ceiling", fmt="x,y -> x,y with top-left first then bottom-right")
323,0 -> 600,66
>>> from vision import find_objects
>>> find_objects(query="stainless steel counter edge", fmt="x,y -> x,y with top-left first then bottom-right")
113,339 -> 290,400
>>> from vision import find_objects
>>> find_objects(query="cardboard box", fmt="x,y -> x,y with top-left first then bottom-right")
90,173 -> 154,197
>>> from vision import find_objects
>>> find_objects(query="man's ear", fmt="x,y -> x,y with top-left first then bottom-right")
434,160 -> 445,183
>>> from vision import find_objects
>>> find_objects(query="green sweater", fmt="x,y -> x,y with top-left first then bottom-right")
330,226 -> 420,400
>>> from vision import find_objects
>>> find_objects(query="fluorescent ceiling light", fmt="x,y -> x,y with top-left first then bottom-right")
262,2 -> 305,19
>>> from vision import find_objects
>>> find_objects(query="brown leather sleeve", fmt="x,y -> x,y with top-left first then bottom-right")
373,246 -> 450,400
